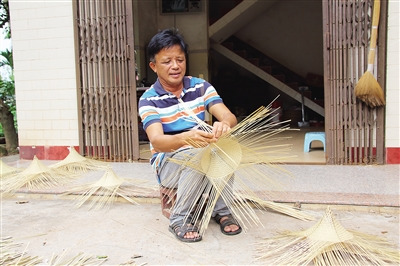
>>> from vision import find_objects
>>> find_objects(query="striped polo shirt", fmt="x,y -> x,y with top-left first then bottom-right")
138,76 -> 223,173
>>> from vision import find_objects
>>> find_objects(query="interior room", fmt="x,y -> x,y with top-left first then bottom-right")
136,0 -> 326,164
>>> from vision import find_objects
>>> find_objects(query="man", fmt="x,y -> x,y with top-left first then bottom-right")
138,29 -> 241,242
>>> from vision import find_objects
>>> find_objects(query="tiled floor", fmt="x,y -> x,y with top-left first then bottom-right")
139,127 -> 326,164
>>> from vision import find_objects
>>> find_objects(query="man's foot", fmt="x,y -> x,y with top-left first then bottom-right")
214,214 -> 242,235
169,223 -> 202,242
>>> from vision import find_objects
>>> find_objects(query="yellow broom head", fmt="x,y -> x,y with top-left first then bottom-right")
2,156 -> 76,192
0,159 -> 21,178
355,71 -> 385,107
255,206 -> 400,265
50,146 -> 108,174
64,167 -> 157,210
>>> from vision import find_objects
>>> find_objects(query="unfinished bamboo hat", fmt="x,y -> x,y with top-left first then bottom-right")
2,156 -> 75,192
50,146 -> 108,173
165,98 -> 306,236
64,167 -> 156,210
255,206 -> 400,265
200,137 -> 242,180
0,159 -> 21,178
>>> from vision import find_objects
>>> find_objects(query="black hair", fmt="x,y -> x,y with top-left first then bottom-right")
147,28 -> 188,63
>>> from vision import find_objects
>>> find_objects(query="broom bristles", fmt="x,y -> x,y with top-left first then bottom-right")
355,71 -> 385,107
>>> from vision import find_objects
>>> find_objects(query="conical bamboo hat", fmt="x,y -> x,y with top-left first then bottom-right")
165,99 -> 303,236
64,167 -> 156,210
3,156 -> 75,192
255,206 -> 400,265
0,159 -> 21,178
200,137 -> 242,180
50,146 -> 107,173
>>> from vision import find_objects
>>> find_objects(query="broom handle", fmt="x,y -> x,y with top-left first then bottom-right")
367,0 -> 380,72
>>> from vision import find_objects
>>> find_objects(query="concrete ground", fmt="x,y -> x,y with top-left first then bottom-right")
2,198 -> 399,265
1,155 -> 399,265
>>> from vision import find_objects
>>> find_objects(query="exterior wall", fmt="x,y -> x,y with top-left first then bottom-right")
385,1 -> 400,164
9,1 -> 79,160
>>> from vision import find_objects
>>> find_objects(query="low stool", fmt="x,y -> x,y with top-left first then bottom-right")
304,132 -> 326,152
160,186 -> 177,219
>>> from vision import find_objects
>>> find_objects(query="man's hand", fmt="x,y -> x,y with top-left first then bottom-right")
186,129 -> 217,147
212,121 -> 231,139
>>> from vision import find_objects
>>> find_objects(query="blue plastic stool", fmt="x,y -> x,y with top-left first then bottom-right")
304,132 -> 326,152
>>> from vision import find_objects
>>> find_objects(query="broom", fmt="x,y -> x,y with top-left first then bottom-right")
354,0 -> 385,107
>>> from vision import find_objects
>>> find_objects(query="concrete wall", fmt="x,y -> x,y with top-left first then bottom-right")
385,0 -> 400,163
9,1 -> 79,159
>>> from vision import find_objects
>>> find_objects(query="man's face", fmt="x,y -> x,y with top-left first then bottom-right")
149,44 -> 186,91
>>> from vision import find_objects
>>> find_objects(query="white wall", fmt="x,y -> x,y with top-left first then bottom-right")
385,0 -> 400,148
9,1 -> 79,147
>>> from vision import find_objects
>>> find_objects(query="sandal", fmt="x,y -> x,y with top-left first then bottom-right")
214,214 -> 242,236
168,223 -> 202,243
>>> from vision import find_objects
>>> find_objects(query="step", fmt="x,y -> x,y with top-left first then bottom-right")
273,74 -> 286,82
260,65 -> 272,73
234,50 -> 247,58
247,58 -> 260,66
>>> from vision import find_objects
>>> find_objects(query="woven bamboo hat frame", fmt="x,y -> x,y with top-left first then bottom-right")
63,167 -> 157,210
255,206 -> 400,265
163,98 -> 314,236
50,146 -> 108,174
0,159 -> 21,178
2,155 -> 76,193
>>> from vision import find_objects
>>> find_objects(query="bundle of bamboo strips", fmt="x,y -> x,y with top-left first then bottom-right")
243,195 -> 315,221
48,250 -> 107,265
0,237 -> 42,265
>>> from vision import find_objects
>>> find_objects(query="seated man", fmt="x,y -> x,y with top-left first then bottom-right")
138,28 -> 241,242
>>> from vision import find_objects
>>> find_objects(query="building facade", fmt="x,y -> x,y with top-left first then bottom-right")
8,0 -> 399,164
